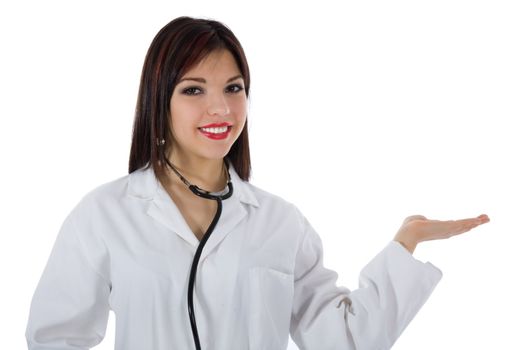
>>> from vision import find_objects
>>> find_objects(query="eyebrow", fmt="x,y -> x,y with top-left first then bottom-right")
178,74 -> 243,84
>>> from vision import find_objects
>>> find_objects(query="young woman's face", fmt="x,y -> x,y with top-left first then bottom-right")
168,49 -> 247,163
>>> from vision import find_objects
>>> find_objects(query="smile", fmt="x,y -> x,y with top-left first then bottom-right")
198,125 -> 232,140
199,126 -> 229,134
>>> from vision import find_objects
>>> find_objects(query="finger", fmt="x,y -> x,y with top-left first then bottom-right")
476,214 -> 490,224
456,218 -> 480,226
438,220 -> 475,236
461,215 -> 489,223
433,215 -> 489,226
456,216 -> 489,227
450,217 -> 489,236
442,223 -> 474,239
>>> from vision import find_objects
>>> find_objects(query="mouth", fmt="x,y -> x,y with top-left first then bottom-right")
198,125 -> 233,140
197,125 -> 232,134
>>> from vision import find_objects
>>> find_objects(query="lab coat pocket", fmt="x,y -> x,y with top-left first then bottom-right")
248,266 -> 294,350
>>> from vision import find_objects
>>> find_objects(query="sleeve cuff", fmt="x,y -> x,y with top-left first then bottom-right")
389,240 -> 443,286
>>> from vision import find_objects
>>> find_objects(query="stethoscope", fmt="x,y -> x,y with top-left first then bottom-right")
164,155 -> 234,350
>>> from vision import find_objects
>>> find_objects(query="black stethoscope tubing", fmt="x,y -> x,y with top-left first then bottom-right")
164,156 -> 233,350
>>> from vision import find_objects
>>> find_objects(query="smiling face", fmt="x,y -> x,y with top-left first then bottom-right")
167,49 -> 247,165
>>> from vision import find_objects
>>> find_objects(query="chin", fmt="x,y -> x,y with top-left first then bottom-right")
201,151 -> 230,161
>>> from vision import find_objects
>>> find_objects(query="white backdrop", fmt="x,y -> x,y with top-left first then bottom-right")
1,0 -> 524,349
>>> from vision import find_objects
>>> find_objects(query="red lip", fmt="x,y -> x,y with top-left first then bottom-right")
199,122 -> 231,128
198,126 -> 232,140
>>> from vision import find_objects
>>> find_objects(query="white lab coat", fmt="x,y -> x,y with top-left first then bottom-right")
26,163 -> 442,350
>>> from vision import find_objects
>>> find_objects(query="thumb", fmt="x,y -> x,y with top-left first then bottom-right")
403,215 -> 427,224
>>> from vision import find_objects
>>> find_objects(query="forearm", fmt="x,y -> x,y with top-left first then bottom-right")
344,241 -> 442,349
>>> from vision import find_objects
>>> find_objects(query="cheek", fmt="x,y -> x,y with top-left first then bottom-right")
232,99 -> 248,121
169,102 -> 202,132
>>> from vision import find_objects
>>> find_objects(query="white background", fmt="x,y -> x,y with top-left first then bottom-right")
1,0 -> 524,349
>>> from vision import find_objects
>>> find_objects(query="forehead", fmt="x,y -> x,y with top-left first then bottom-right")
182,49 -> 240,78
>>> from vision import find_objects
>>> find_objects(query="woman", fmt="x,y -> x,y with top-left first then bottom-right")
25,16 -> 490,350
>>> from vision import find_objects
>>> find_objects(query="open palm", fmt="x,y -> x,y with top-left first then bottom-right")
394,214 -> 490,253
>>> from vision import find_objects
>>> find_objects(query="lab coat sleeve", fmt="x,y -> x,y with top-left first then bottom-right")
26,202 -> 111,350
289,214 -> 443,350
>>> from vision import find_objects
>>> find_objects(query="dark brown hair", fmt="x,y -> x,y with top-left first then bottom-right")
128,16 -> 251,181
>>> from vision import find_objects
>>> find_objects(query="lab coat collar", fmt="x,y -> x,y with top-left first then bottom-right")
127,161 -> 259,207
127,161 -> 258,256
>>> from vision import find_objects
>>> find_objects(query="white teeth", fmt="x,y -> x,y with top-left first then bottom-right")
200,126 -> 228,134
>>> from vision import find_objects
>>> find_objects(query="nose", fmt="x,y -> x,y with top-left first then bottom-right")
206,90 -> 230,117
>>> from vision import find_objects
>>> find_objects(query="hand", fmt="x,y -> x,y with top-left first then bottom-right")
393,214 -> 490,254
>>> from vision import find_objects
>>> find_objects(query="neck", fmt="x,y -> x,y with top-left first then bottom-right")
163,151 -> 227,193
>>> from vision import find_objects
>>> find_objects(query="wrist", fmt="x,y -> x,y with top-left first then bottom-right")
394,230 -> 419,254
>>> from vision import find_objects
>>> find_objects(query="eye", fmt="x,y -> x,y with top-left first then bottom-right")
182,86 -> 203,96
226,84 -> 244,94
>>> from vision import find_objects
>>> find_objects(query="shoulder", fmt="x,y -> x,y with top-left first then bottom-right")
242,181 -> 306,229
83,173 -> 130,204
67,171 -> 133,219
247,182 -> 291,206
